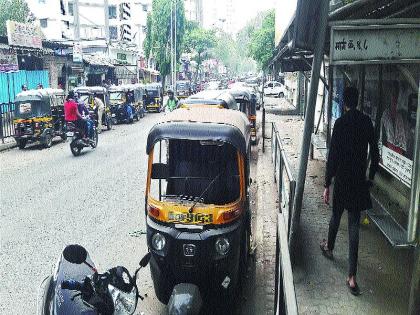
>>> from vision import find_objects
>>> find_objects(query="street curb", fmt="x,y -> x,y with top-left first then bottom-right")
0,142 -> 17,152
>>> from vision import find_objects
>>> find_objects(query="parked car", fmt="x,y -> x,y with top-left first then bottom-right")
262,81 -> 285,98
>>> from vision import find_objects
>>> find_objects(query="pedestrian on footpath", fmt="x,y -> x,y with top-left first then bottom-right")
320,86 -> 379,296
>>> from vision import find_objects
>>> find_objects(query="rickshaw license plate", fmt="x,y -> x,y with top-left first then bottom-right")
168,211 -> 213,224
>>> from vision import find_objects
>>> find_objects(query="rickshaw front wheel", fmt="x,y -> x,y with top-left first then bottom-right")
17,139 -> 27,149
106,117 -> 112,130
43,133 -> 53,148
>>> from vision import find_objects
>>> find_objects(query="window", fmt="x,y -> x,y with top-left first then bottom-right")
108,5 -> 117,19
68,2 -> 74,16
40,19 -> 48,28
150,139 -> 240,205
142,4 -> 148,12
109,26 -> 118,40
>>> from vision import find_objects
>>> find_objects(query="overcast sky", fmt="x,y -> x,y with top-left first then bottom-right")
231,0 -> 297,34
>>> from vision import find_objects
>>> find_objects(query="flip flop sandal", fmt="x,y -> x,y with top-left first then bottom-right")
319,239 -> 333,260
346,280 -> 361,296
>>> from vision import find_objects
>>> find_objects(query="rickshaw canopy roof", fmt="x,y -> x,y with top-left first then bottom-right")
147,107 -> 250,155
178,98 -> 231,109
15,88 -> 64,103
228,89 -> 252,101
187,90 -> 237,110
108,84 -> 145,92
145,83 -> 162,91
73,86 -> 107,94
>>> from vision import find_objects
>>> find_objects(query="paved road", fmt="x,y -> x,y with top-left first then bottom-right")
0,113 -> 166,314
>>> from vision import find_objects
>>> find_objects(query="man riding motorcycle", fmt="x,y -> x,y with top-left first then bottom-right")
65,91 -> 88,140
165,89 -> 178,112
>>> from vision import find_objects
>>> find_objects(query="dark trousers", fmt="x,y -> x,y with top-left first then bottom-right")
327,203 -> 361,277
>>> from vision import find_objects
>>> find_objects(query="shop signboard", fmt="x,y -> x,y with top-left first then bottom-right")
6,20 -> 42,49
330,24 -> 420,65
73,42 -> 83,63
0,48 -> 18,72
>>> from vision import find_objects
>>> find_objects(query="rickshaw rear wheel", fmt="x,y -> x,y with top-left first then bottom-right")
106,117 -> 112,130
43,133 -> 53,148
91,130 -> 98,148
17,139 -> 27,149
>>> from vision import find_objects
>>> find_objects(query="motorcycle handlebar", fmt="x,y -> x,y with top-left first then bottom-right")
61,279 -> 83,291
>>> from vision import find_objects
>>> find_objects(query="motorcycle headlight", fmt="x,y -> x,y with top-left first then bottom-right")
108,284 -> 137,315
215,237 -> 230,256
151,233 -> 166,251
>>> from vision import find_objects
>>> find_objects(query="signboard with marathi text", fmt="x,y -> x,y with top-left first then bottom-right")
330,24 -> 420,65
73,42 -> 83,63
6,20 -> 42,49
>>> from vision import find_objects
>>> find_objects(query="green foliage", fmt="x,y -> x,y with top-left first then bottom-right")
0,0 -> 30,36
144,13 -> 153,60
184,23 -> 216,71
246,9 -> 275,69
144,0 -> 185,83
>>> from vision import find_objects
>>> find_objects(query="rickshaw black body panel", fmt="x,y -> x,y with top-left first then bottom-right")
147,121 -> 249,155
146,216 -> 243,302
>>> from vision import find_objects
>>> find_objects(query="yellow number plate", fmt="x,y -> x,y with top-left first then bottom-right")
168,211 -> 213,224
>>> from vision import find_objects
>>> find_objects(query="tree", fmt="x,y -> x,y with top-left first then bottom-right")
184,23 -> 216,80
0,0 -> 31,36
247,9 -> 275,69
144,0 -> 185,91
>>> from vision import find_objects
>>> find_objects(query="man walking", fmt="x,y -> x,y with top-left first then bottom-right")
320,87 -> 379,295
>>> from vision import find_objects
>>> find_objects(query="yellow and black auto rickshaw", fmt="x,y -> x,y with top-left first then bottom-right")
229,89 -> 257,144
175,80 -> 192,100
73,86 -> 113,130
13,88 -> 67,149
145,107 -> 252,307
108,84 -> 145,123
144,83 -> 163,112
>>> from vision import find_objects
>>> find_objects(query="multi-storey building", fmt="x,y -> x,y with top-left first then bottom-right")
184,0 -> 203,26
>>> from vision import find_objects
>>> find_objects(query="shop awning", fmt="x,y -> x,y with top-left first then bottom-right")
269,0 -> 420,72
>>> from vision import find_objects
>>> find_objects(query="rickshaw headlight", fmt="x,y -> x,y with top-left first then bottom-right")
215,237 -> 230,256
151,233 -> 166,251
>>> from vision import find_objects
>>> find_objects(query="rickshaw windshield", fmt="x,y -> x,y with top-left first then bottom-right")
147,89 -> 159,97
14,100 -> 50,119
109,92 -> 124,102
150,139 -> 240,206
78,95 -> 90,104
176,82 -> 190,91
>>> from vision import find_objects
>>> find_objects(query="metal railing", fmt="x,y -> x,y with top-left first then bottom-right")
1,103 -> 15,142
270,122 -> 298,315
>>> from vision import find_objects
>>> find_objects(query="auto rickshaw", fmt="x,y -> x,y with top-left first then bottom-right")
181,90 -> 238,110
73,86 -> 113,131
13,88 -> 67,149
229,89 -> 257,144
145,107 -> 252,307
175,80 -> 192,100
108,84 -> 144,123
144,83 -> 163,112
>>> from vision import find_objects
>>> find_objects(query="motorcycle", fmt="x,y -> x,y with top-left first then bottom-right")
37,245 -> 202,315
66,119 -> 98,157
37,244 -> 151,315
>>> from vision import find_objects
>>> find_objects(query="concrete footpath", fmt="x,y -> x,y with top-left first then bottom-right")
263,98 -> 412,315
0,137 -> 16,152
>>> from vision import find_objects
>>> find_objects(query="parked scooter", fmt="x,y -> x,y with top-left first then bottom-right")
66,119 -> 98,156
37,245 -> 201,315
37,244 -> 151,315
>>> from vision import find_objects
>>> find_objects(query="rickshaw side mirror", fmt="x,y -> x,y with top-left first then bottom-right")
151,163 -> 169,179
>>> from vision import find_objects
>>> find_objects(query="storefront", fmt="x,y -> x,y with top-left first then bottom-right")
328,21 -> 419,239
83,55 -> 114,87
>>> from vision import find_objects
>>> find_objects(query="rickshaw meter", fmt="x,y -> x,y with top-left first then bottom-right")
215,237 -> 230,256
152,233 -> 166,251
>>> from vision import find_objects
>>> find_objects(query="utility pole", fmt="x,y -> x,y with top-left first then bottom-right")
170,0 -> 174,88
74,0 -> 80,40
174,0 -> 177,96
288,0 -> 329,257
104,0 -> 109,44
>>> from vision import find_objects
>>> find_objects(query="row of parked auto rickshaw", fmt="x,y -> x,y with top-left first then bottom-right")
143,86 -> 258,313
12,83 -> 163,149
